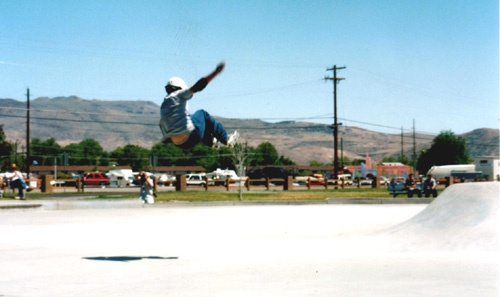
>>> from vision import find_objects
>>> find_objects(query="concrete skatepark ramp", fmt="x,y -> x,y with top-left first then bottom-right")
0,182 -> 498,296
386,182 -> 499,251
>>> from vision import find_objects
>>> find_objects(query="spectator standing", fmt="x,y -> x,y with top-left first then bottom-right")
138,171 -> 155,204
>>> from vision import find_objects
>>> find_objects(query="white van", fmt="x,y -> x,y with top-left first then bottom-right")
185,173 -> 206,186
336,174 -> 353,185
108,169 -> 135,187
206,168 -> 247,184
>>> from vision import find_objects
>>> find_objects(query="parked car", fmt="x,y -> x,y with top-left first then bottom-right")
108,169 -> 135,187
185,173 -> 206,186
379,176 -> 389,185
353,177 -> 373,186
156,174 -> 176,186
70,173 -> 84,179
50,180 -> 65,187
82,172 -> 110,186
334,173 -> 354,186
306,174 -> 326,186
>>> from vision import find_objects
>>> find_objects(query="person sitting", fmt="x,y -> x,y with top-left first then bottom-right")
423,174 -> 438,197
5,163 -> 29,200
0,175 -> 6,198
404,173 -> 422,198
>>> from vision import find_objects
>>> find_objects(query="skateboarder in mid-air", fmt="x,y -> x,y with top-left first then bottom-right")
159,62 -> 239,149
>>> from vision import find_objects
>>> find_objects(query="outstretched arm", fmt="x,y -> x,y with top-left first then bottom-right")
189,62 -> 225,95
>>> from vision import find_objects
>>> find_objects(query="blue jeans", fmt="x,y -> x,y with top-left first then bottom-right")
177,110 -> 228,149
10,179 -> 26,198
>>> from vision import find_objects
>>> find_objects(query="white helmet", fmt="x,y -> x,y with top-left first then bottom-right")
166,77 -> 187,90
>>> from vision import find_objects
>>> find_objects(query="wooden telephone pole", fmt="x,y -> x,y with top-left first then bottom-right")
26,88 -> 30,178
325,65 -> 345,179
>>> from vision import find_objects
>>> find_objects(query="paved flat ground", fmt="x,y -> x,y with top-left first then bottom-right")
0,183 -> 498,297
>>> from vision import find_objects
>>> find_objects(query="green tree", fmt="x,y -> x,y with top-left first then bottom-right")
245,146 -> 259,166
310,160 -> 324,166
30,137 -> 63,166
340,156 -> 351,166
351,158 -> 364,166
278,155 -> 295,165
151,142 -> 185,166
216,146 -> 238,171
381,156 -> 398,163
63,143 -> 83,165
79,139 -> 106,165
110,144 -> 150,171
399,154 -> 412,166
192,144 -> 220,171
0,125 -> 14,170
254,142 -> 279,165
417,130 -> 472,174
246,142 -> 294,166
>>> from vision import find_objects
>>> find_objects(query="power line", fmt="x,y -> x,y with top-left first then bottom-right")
0,106 -> 155,118
0,108 -> 441,138
1,100 -> 484,139
0,113 -> 157,126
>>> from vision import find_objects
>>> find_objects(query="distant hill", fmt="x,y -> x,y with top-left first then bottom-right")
1,97 -> 498,165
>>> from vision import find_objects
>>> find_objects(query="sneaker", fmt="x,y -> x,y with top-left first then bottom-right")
226,131 -> 239,147
212,137 -> 220,149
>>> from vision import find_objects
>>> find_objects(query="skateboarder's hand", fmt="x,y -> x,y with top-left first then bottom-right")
216,62 -> 225,73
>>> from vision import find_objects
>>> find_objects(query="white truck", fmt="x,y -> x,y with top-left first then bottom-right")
426,164 -> 476,179
426,158 -> 499,181
108,169 -> 135,187
474,157 -> 500,181
206,168 -> 247,184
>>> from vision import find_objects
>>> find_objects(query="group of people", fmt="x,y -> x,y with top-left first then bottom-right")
404,173 -> 438,198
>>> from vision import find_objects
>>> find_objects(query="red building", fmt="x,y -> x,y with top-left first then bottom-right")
376,162 -> 413,178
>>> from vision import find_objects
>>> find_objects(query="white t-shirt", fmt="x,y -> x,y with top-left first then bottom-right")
159,89 -> 195,142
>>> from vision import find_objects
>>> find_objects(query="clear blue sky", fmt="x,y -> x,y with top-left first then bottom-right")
1,0 -> 498,136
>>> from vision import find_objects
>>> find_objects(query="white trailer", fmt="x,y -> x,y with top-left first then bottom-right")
474,157 -> 500,181
206,168 -> 247,183
108,169 -> 135,187
426,164 -> 476,179
426,158 -> 500,181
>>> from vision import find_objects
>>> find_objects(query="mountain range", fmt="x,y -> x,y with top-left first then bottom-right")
1,96 -> 498,165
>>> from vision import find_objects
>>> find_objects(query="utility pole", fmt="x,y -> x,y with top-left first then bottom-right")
412,119 -> 417,162
412,119 -> 417,173
401,126 -> 404,160
325,65 -> 345,179
340,137 -> 344,167
26,88 -> 30,178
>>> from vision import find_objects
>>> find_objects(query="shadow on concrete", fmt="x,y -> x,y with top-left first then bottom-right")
83,256 -> 179,262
